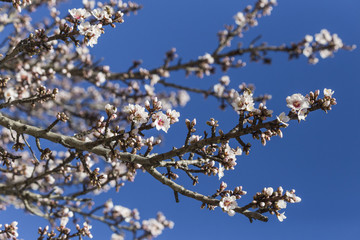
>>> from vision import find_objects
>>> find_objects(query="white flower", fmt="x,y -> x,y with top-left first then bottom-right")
144,84 -> 155,96
105,104 -> 117,115
60,217 -> 69,227
319,49 -> 332,59
303,46 -> 313,57
231,90 -> 254,112
189,135 -> 201,144
178,90 -> 190,106
218,163 -> 224,180
111,233 -> 124,240
263,187 -> 274,196
323,88 -> 334,98
153,112 -> 171,133
285,191 -> 302,203
142,218 -> 164,237
92,8 -> 105,20
220,75 -> 230,86
112,205 -> 132,222
304,34 -> 313,43
69,8 -> 91,21
96,72 -> 106,85
198,53 -> 214,64
3,87 -> 18,101
78,22 -> 103,47
315,29 -> 332,45
219,195 -> 238,216
123,104 -> 149,126
150,74 -> 160,86
277,211 -> 287,222
213,83 -> 225,97
221,144 -> 241,170
332,33 -> 343,50
286,93 -> 310,112
166,109 -> 180,124
276,200 -> 287,209
276,112 -> 290,127
297,108 -> 308,121
234,12 -> 246,26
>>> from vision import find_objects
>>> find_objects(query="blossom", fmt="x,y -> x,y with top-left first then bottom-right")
277,211 -> 287,222
231,90 -> 254,112
150,74 -> 160,86
142,218 -> 164,237
218,163 -> 224,180
123,104 -> 149,126
92,8 -> 111,21
286,93 -> 310,112
198,53 -> 214,64
324,88 -> 334,98
3,87 -> 18,101
189,135 -> 201,144
297,108 -> 308,121
285,190 -> 302,203
112,205 -> 132,222
178,90 -> 190,106
152,112 -> 171,133
95,72 -> 106,86
69,8 -> 91,21
332,33 -> 343,50
166,109 -> 180,124
234,12 -> 246,26
144,84 -> 155,96
111,233 -> 124,240
319,49 -> 332,59
263,187 -> 274,196
78,22 -> 103,47
315,29 -> 332,45
221,144 -> 242,170
303,46 -> 313,57
105,104 -> 117,116
276,112 -> 290,127
213,83 -> 225,97
276,200 -> 287,209
219,195 -> 238,216
220,75 -> 230,86
304,34 -> 313,43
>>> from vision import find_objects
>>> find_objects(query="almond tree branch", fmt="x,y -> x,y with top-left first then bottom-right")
144,165 -> 268,222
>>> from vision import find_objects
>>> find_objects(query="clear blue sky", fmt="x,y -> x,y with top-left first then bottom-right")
1,0 -> 359,239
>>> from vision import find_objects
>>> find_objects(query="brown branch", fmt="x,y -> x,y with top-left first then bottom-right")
144,165 -> 268,222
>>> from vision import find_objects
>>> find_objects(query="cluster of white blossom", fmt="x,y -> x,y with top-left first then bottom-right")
220,143 -> 243,170
303,29 -> 345,64
59,207 -> 74,227
231,89 -> 255,112
142,213 -> 174,238
219,195 -> 238,216
213,75 -> 230,97
286,93 -> 310,121
123,99 -> 180,133
68,4 -> 124,47
0,221 -> 19,239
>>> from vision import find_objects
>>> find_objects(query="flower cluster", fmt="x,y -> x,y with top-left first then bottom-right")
142,213 -> 174,238
123,99 -> 180,133
302,29 -> 347,64
68,5 -> 124,47
219,195 -> 238,216
286,93 -> 310,121
0,221 -> 19,239
252,187 -> 301,222
123,104 -> 149,126
231,89 -> 255,112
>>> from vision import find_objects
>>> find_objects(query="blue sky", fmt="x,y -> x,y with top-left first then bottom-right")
1,0 -> 359,239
